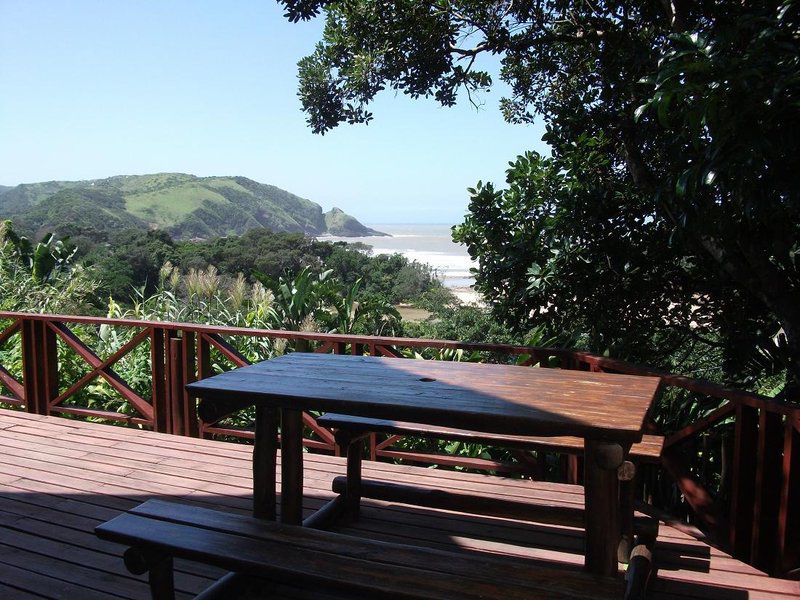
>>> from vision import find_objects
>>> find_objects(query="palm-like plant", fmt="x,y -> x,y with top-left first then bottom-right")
257,266 -> 334,331
324,279 -> 402,336
1,221 -> 77,283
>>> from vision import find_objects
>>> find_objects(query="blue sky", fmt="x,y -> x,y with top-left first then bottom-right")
0,0 -> 547,224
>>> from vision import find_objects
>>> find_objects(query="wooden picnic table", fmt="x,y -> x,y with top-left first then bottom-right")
187,353 -> 661,578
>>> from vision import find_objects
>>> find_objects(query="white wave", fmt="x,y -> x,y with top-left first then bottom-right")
441,270 -> 474,278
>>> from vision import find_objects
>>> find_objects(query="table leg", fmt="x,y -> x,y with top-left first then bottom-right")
253,405 -> 278,520
583,439 -> 623,577
280,408 -> 304,525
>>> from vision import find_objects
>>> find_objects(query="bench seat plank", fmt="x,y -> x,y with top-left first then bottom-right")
96,499 -> 623,600
317,414 -> 664,461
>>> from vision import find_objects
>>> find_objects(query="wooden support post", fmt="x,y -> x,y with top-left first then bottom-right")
168,335 -> 183,436
41,322 -> 58,414
253,405 -> 278,520
345,437 -> 364,518
148,556 -> 175,600
197,334 -> 212,380
618,461 -> 636,563
368,433 -> 377,461
180,331 -> 198,437
150,328 -> 168,433
21,319 -> 56,415
778,419 -> 800,575
280,408 -> 304,525
566,455 -> 580,485
624,545 -> 652,600
751,410 -> 783,571
730,405 -> 758,560
123,547 -> 175,600
21,320 -> 36,413
196,334 -> 212,439
584,439 -> 623,577
22,320 -> 41,414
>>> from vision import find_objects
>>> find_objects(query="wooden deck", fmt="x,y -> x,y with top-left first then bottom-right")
0,409 -> 797,599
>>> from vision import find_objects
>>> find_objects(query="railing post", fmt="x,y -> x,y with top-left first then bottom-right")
21,318 -> 57,416
368,433 -> 377,461
167,334 -> 182,436
751,410 -> 783,571
164,330 -> 199,437
42,321 -> 58,414
778,418 -> 800,575
181,331 -> 198,437
730,405 -> 759,560
150,327 -> 168,433
196,334 -> 211,438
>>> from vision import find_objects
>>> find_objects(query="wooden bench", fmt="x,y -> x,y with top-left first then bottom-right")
316,414 -> 665,464
96,499 -> 634,599
317,414 -> 663,562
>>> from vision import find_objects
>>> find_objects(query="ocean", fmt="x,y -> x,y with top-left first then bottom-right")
319,224 -> 476,290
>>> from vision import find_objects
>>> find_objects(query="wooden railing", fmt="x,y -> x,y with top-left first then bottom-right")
0,311 -> 797,576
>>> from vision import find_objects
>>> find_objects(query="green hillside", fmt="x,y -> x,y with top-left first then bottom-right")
0,173 -> 384,239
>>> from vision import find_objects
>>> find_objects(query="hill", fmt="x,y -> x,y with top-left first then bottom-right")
0,173 -> 385,239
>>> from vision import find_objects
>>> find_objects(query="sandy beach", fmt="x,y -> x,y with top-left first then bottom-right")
451,286 -> 483,306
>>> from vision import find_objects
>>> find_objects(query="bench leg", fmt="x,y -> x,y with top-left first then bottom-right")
345,437 -> 364,518
584,440 -> 623,577
124,547 -> 175,600
148,556 -> 175,600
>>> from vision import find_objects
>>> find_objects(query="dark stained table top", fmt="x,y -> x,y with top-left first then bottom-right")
187,353 -> 661,443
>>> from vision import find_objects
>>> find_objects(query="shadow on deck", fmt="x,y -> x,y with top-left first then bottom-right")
0,409 -> 797,599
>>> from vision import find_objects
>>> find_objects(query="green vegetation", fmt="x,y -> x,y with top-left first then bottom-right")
281,0 -> 800,399
0,220 -> 413,414
0,221 -> 99,314
0,173 -> 384,240
74,226 -> 446,309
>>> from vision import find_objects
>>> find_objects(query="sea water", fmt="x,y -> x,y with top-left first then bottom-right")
319,224 -> 476,290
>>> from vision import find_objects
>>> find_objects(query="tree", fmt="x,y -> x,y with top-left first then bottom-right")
280,0 -> 800,395
83,229 -> 176,300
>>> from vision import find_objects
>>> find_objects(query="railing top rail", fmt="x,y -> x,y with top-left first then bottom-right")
0,310 -> 551,355
2,311 -> 796,416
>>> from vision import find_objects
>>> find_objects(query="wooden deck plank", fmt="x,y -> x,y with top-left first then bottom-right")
0,415 -> 588,503
0,440 -> 764,572
0,422 -> 788,596
0,510 -> 212,596
0,582 -> 46,600
0,554 -> 130,600
0,409 -> 797,599
0,425 -> 743,566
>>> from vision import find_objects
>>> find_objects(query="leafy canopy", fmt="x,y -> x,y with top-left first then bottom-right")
282,0 -> 800,393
